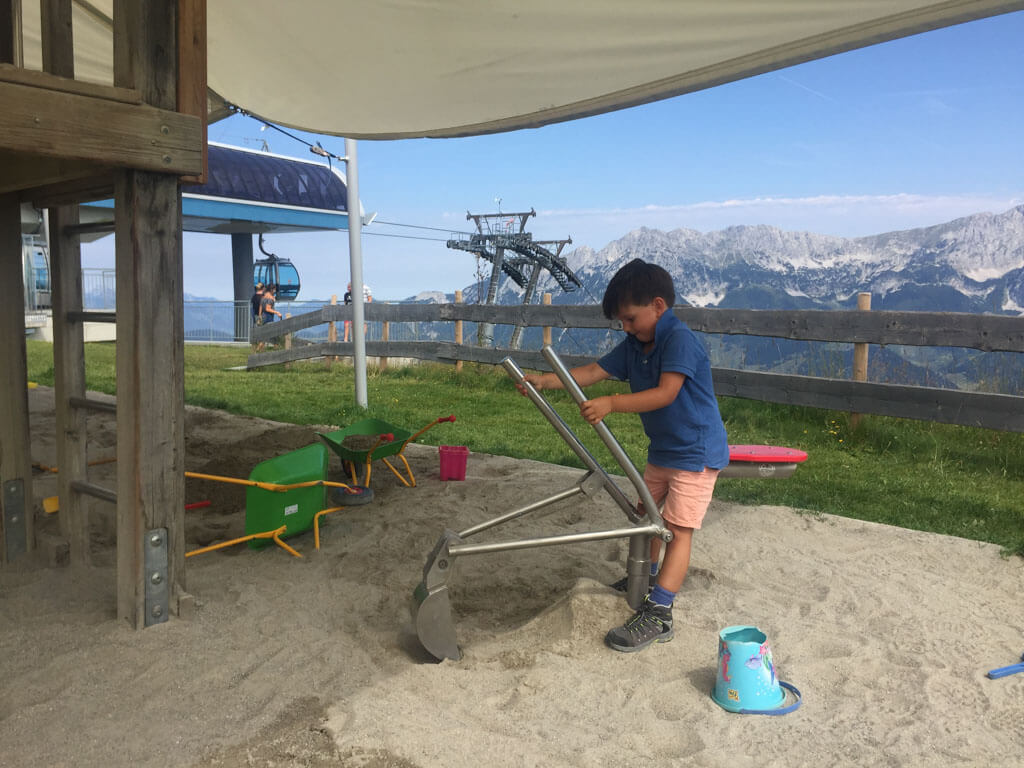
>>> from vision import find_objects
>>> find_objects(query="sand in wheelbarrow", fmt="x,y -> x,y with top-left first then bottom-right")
340,433 -> 388,452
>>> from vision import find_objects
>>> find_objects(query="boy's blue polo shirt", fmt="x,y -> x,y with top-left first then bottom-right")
597,310 -> 729,471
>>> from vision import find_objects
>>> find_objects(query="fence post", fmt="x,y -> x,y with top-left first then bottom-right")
455,289 -> 464,373
851,292 -> 871,428
326,294 -> 337,369
542,292 -> 553,348
284,313 -> 292,370
381,318 -> 389,370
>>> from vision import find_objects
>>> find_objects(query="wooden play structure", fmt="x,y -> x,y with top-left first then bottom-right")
1,0 -> 207,628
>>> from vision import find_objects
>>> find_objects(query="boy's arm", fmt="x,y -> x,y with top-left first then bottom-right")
520,362 -> 609,394
580,371 -> 686,424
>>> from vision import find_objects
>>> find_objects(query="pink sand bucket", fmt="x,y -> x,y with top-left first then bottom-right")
439,445 -> 468,481
712,625 -> 801,715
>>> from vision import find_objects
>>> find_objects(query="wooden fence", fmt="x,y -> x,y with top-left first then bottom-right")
249,302 -> 1024,433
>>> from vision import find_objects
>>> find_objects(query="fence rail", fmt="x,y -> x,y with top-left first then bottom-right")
247,302 -> 1024,434
252,303 -> 1024,352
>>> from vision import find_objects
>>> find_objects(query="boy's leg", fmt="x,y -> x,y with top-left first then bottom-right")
653,468 -> 717,596
655,523 -> 693,593
605,525 -> 689,652
605,468 -> 717,653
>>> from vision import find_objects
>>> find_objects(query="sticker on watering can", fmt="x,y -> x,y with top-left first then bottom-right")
284,504 -> 299,516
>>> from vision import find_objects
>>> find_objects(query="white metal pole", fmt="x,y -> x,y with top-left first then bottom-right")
345,138 -> 368,408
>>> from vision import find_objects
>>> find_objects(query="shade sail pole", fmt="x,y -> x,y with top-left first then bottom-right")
345,138 -> 368,408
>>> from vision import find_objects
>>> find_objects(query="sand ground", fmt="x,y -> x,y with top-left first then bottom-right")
1,386 -> 1022,767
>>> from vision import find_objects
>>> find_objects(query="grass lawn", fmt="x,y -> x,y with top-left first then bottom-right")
25,340 -> 1024,557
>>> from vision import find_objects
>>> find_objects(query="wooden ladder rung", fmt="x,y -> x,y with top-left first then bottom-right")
67,311 -> 116,323
70,480 -> 117,504
70,396 -> 116,414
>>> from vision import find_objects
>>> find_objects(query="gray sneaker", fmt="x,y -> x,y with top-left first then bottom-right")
605,597 -> 674,652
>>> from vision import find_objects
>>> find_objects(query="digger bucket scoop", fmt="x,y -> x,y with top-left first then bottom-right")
412,530 -> 464,661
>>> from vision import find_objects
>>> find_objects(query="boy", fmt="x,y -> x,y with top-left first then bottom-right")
522,258 -> 729,652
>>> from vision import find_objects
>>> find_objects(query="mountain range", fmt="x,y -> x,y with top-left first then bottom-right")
454,204 -> 1024,393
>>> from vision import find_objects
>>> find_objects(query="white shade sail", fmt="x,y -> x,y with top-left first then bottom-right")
18,1 -> 1024,138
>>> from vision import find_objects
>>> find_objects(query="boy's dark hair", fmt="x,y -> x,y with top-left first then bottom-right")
601,258 -> 676,319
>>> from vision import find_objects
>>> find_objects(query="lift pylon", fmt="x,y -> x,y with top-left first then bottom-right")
447,208 -> 582,348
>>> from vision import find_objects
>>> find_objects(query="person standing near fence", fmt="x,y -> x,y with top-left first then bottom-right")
250,282 -> 265,325
343,283 -> 352,341
343,281 -> 372,342
260,285 -> 282,324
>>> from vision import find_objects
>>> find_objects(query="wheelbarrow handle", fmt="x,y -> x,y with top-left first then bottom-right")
404,416 -> 456,447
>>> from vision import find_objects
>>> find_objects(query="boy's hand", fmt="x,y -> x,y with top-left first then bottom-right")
517,373 -> 545,396
580,396 -> 613,424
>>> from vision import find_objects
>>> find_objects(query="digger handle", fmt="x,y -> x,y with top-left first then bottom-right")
438,414 -> 456,423
541,346 -> 667,536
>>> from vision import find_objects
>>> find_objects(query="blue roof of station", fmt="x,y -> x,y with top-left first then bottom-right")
83,143 -> 356,235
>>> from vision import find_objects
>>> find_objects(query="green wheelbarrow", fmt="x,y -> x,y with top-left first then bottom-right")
318,415 -> 455,488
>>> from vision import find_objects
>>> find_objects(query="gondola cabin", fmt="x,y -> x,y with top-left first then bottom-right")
254,234 -> 301,301
22,235 -> 51,310
254,259 -> 300,301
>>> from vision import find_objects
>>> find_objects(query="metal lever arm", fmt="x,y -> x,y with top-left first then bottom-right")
501,357 -> 640,523
541,345 -> 667,535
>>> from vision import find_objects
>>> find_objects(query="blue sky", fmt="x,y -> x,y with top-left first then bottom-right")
84,11 -> 1024,302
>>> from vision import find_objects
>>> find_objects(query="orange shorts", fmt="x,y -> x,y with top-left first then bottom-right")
641,463 -> 720,529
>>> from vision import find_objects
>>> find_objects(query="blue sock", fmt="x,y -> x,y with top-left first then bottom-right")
650,583 -> 675,608
650,562 -> 659,577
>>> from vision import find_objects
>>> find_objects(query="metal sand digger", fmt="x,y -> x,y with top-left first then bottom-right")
412,346 -> 807,662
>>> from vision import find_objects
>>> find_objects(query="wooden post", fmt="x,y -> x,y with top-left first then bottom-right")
0,0 -> 31,566
43,0 -> 90,566
326,293 -> 337,368
851,292 -> 871,429
114,0 -> 187,628
0,0 -> 23,67
0,193 -> 33,564
176,0 -> 207,185
381,318 -> 389,370
454,289 -> 463,373
49,206 -> 91,564
542,292 -> 553,348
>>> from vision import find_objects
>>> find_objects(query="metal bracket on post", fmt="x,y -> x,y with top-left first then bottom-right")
144,527 -> 170,627
3,479 -> 27,562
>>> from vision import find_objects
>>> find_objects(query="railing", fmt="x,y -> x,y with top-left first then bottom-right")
249,301 -> 1024,433
183,301 -> 251,343
82,268 -> 116,310
181,300 -> 434,344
